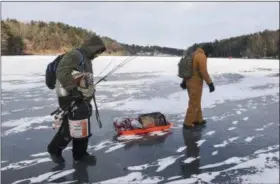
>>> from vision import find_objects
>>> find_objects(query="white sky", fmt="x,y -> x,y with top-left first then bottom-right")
2,1 -> 279,49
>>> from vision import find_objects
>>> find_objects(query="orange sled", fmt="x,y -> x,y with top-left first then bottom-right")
117,122 -> 173,135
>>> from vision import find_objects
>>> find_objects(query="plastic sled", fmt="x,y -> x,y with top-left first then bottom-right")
117,122 -> 173,135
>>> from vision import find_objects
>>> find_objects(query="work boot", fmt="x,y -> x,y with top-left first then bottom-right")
47,148 -> 65,164
194,120 -> 207,126
74,152 -> 97,165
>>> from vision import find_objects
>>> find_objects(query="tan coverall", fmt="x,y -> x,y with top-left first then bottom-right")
184,48 -> 212,126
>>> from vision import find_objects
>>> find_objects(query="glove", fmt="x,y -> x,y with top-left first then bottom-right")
180,79 -> 187,90
69,87 -> 83,99
208,83 -> 215,93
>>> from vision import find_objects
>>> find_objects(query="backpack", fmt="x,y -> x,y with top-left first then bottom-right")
45,49 -> 84,90
177,54 -> 194,79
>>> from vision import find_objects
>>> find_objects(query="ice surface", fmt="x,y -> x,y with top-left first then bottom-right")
2,56 -> 279,183
2,56 -> 278,115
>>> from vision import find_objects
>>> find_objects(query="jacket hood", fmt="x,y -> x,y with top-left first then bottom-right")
194,48 -> 205,54
79,36 -> 106,59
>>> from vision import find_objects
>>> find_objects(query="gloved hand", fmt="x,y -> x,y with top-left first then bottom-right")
180,79 -> 187,90
208,83 -> 215,93
69,87 -> 83,99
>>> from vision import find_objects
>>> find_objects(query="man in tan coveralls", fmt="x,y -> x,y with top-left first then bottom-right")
180,47 -> 215,129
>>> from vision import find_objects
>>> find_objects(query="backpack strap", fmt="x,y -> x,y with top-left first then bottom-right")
75,49 -> 85,71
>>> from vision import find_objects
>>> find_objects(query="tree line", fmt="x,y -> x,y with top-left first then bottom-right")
1,18 -> 279,58
186,29 -> 279,59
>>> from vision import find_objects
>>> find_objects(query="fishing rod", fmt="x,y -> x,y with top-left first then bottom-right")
95,56 -> 136,85
97,60 -> 113,79
92,55 -> 136,128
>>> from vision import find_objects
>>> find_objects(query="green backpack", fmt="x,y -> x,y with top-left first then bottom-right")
177,54 -> 194,79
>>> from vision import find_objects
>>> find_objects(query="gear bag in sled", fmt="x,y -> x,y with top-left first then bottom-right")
113,112 -> 172,135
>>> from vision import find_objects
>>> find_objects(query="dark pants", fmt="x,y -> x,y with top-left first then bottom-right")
47,97 -> 91,160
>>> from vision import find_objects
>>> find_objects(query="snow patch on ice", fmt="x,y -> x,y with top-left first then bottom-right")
228,127 -> 236,131
11,169 -> 75,184
1,115 -> 53,136
167,146 -> 279,184
116,135 -> 143,141
95,172 -> 164,184
167,176 -> 183,181
232,120 -> 238,125
34,125 -> 51,130
176,146 -> 187,153
228,136 -> 240,142
127,155 -> 184,172
104,143 -> 125,153
1,157 -> 51,171
196,139 -> 206,147
245,136 -> 255,142
243,117 -> 249,121
254,145 -> 279,154
182,157 -> 199,164
148,131 -> 169,136
212,151 -> 218,156
214,140 -> 228,148
204,130 -> 216,136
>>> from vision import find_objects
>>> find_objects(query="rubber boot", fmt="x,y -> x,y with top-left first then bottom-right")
183,123 -> 196,130
194,120 -> 207,126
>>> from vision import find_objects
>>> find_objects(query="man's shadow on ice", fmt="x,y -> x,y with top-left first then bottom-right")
180,126 -> 204,178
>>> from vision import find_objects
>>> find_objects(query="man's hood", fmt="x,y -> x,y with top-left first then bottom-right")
79,36 -> 106,59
